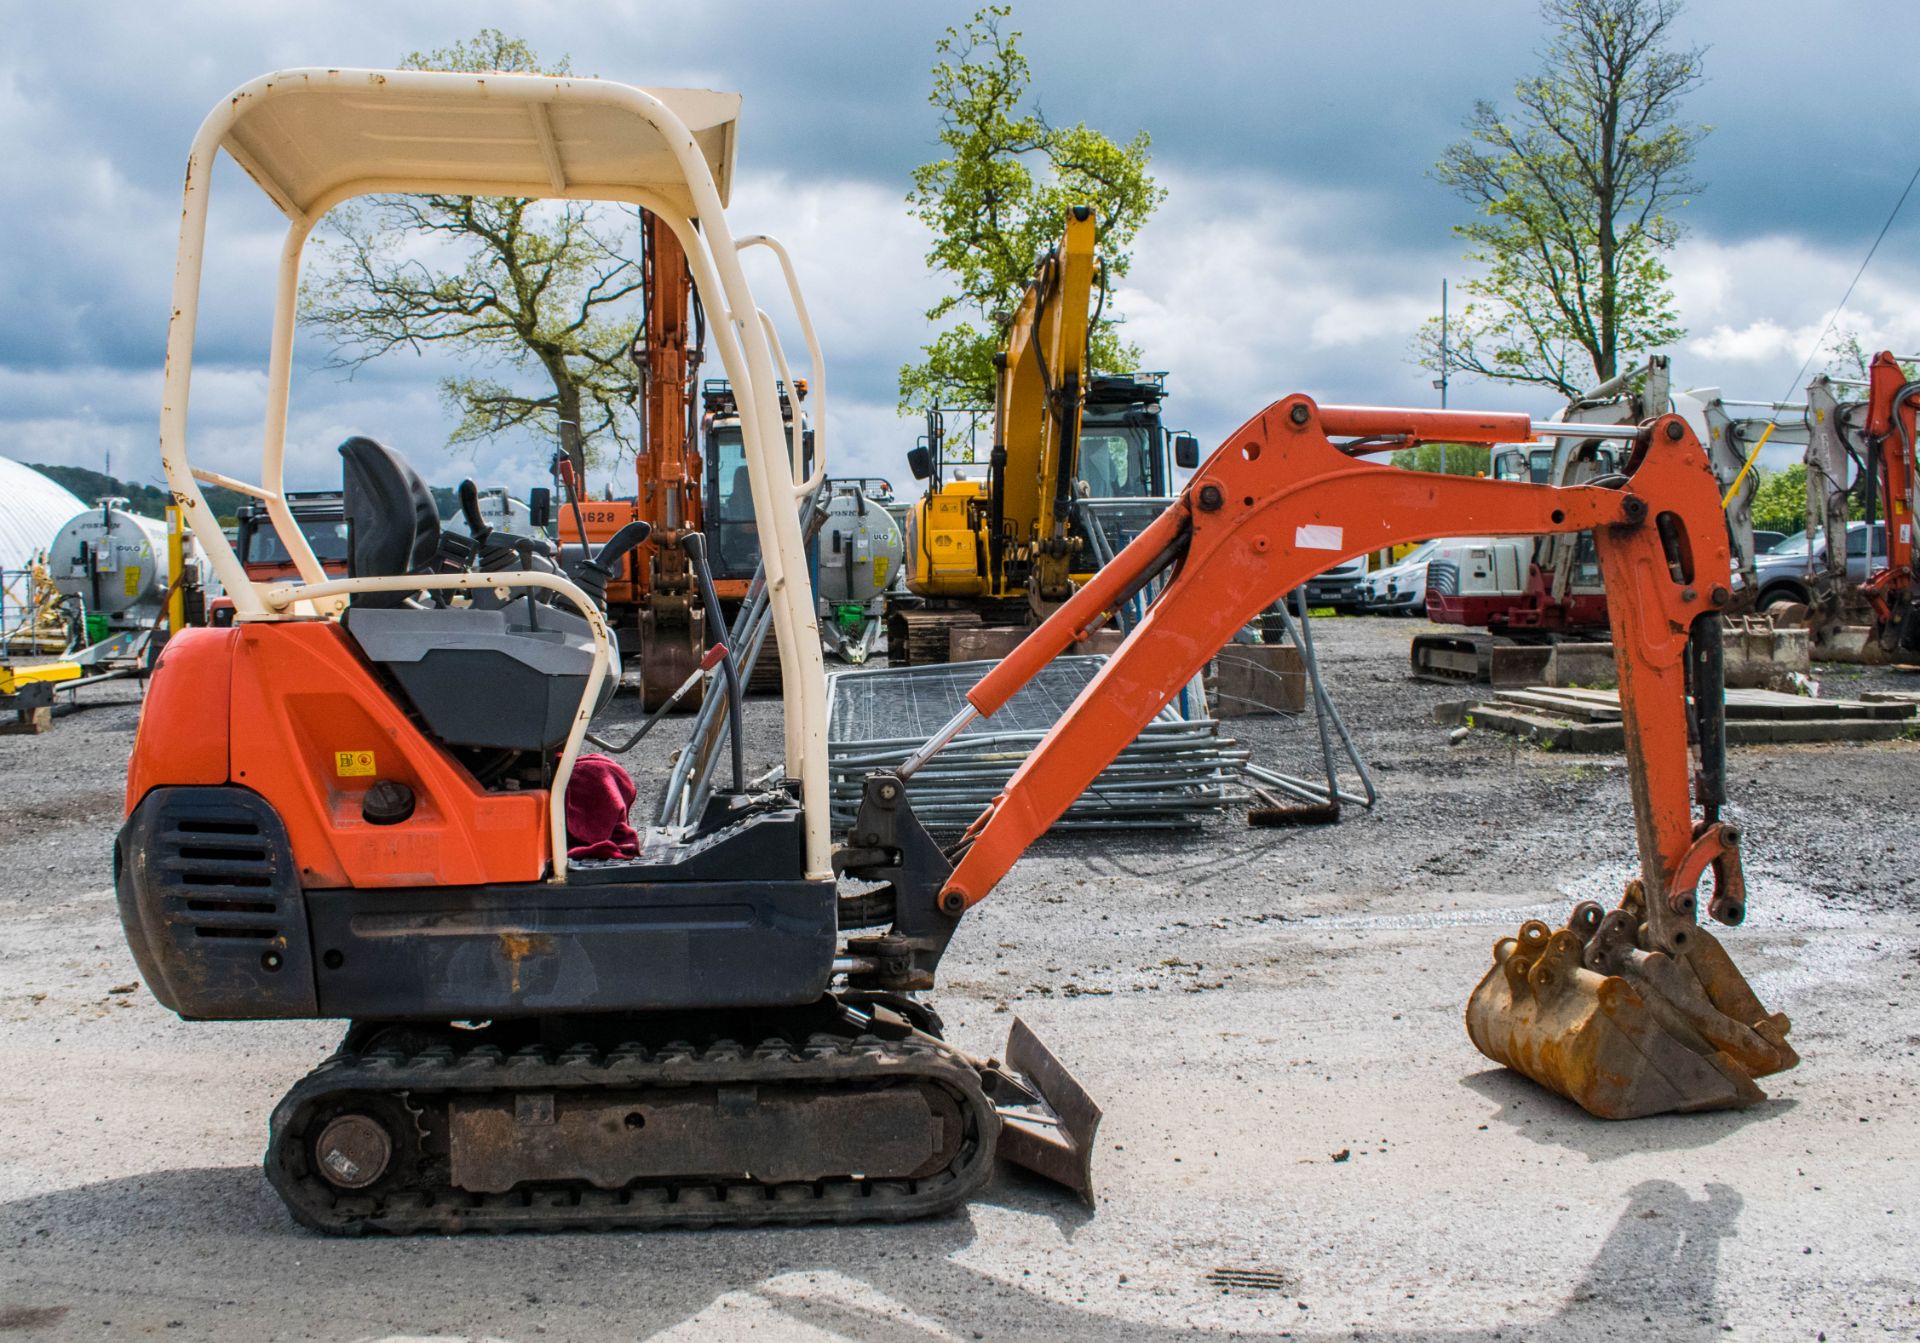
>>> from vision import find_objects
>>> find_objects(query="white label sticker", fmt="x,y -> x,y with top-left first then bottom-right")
1295,524 -> 1344,551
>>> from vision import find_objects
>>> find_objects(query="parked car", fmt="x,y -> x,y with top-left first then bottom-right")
1750,521 -> 1887,609
1303,553 -> 1369,612
1361,540 -> 1441,615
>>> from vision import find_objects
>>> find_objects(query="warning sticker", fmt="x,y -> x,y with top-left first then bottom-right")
123,567 -> 142,597
335,750 -> 377,777
1294,524 -> 1344,551
873,556 -> 890,587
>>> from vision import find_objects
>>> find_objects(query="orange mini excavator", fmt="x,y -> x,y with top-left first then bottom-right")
120,67 -> 1792,1238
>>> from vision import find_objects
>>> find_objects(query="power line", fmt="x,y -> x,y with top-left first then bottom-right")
1779,158 -> 1920,404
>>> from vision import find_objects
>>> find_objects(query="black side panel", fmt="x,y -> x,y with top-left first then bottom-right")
116,786 -> 317,1019
343,605 -> 601,751
564,806 -> 807,884
307,878 -> 836,1019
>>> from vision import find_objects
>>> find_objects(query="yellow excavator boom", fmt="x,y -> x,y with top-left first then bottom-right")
905,206 -> 1098,604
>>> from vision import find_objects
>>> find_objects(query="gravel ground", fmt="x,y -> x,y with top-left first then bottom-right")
1,616 -> 1916,1342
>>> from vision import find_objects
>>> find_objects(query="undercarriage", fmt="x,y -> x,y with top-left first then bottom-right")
267,1000 -> 1001,1234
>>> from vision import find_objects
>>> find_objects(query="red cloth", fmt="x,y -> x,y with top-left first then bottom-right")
565,753 -> 640,860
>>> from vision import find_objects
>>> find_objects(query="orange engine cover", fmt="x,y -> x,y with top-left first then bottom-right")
127,627 -> 235,805
129,621 -> 548,889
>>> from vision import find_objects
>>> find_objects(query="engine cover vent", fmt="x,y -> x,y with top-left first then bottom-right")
116,786 -> 317,1018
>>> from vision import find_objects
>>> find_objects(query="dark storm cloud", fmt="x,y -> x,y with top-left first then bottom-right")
1,0 -> 1915,495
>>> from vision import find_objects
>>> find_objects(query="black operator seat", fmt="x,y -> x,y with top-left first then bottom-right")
335,435 -> 617,754
339,436 -> 441,608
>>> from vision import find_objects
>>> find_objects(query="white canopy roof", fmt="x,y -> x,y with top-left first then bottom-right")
0,456 -> 85,574
214,68 -> 740,217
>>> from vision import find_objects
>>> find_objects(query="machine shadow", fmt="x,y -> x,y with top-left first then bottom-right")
3,1169 -> 1742,1341
1460,1067 -> 1794,1159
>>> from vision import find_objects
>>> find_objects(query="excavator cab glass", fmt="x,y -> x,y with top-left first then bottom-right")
706,423 -> 761,580
1491,446 -> 1558,483
1076,425 -> 1158,499
235,494 -> 350,575
241,516 -> 350,569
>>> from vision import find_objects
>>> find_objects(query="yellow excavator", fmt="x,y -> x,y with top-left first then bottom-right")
890,206 -> 1197,663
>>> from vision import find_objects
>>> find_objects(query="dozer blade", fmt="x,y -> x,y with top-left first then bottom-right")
1465,897 -> 1797,1120
980,1017 -> 1103,1204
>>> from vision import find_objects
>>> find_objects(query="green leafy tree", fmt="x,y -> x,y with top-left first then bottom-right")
1750,463 -> 1868,537
1390,443 -> 1491,476
299,30 -> 641,478
1417,0 -> 1705,398
900,5 -> 1165,411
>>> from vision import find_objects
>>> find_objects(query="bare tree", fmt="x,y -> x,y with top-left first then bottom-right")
299,31 -> 641,478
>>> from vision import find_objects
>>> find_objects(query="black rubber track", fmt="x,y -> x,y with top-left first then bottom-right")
265,1024 -> 998,1235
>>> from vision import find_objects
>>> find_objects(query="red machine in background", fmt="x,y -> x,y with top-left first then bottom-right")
1852,351 -> 1920,657
1413,359 -> 1805,681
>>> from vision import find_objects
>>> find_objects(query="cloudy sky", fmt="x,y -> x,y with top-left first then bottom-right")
3,0 -> 1916,500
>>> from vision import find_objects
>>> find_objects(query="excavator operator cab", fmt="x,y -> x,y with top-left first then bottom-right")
1077,372 -> 1175,500
701,377 -> 813,583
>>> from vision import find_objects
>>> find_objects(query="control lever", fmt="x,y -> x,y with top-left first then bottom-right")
569,520 -> 652,611
587,643 -> 728,754
458,479 -> 491,544
555,455 -> 592,552
680,531 -> 745,795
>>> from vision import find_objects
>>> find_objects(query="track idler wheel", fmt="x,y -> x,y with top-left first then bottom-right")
314,1114 -> 393,1189
1464,885 -> 1797,1119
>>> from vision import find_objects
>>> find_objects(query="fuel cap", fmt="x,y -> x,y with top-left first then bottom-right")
361,779 -> 415,826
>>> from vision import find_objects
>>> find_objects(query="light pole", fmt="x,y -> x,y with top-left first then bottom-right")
1432,278 -> 1450,474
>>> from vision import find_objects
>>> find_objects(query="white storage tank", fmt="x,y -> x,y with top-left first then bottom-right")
816,482 -> 905,608
49,498 -> 169,619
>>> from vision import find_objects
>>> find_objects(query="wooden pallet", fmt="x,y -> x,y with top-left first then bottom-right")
1434,684 -> 1916,752
884,609 -> 982,666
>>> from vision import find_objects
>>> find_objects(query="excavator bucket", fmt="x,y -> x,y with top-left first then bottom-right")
980,1017 -> 1103,1204
1465,892 -> 1798,1119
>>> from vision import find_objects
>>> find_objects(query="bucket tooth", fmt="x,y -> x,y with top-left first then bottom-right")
1465,901 -> 1796,1120
980,1017 -> 1102,1204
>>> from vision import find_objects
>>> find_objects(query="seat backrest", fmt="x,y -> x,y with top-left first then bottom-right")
727,464 -> 753,517
339,437 -> 441,606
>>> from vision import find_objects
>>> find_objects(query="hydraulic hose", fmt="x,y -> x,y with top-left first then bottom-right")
1688,615 -> 1728,822
680,531 -> 744,795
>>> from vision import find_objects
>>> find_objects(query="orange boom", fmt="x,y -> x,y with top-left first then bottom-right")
908,395 -> 1795,1118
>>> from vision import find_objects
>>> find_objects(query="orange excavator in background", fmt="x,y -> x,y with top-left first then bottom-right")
571,211 -> 709,708
124,67 -> 1796,1239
